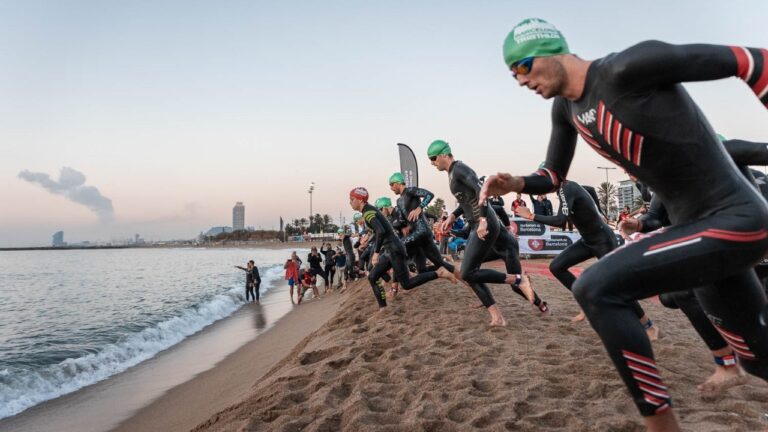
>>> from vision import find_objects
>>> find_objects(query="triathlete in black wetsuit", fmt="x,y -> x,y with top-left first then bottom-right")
483,19 -> 768,428
349,187 -> 451,309
454,202 -> 550,314
429,140 -> 536,327
388,172 -> 458,277
621,137 -> 768,393
515,178 -> 656,334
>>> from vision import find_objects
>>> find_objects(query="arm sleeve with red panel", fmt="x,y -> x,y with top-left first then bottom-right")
605,40 -> 768,109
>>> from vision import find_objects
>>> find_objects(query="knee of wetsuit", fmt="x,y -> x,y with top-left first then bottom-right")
460,267 -> 475,282
571,269 -> 607,312
367,271 -> 378,284
658,293 -> 680,309
548,259 -> 565,277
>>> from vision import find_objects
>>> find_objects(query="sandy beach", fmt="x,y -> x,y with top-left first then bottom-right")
110,289 -> 344,432
147,258 -> 768,432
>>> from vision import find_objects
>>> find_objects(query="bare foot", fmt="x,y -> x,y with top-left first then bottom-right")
471,302 -> 484,309
646,325 -> 661,341
510,274 -> 535,304
698,366 -> 748,393
437,267 -> 458,284
489,316 -> 507,327
571,311 -> 586,323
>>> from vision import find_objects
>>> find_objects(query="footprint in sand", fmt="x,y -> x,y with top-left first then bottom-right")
299,347 -> 343,365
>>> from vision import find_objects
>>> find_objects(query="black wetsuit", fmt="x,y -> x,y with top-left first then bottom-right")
533,180 -> 647,320
363,203 -> 438,307
342,232 -> 355,280
449,160 -> 530,308
236,266 -> 261,302
521,42 -> 768,416
307,252 -> 327,287
397,187 -> 455,275
649,139 -> 768,356
321,245 -> 336,287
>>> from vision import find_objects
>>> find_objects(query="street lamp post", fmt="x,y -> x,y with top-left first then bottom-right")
596,166 -> 616,216
307,182 -> 315,233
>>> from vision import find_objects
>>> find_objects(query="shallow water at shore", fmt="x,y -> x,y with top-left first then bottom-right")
0,247 -> 304,420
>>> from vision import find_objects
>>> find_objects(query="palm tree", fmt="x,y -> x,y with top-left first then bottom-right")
597,182 -> 618,219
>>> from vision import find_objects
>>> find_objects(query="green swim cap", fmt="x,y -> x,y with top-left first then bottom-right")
717,133 -> 727,142
352,212 -> 363,222
503,18 -> 570,68
427,140 -> 452,157
337,228 -> 344,234
375,197 -> 392,209
389,172 -> 405,185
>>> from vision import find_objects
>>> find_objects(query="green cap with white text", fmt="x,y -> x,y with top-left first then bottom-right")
503,18 -> 570,68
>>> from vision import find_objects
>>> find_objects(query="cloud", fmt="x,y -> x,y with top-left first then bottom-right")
18,167 -> 114,221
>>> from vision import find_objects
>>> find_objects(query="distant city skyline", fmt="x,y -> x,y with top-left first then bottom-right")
2,1 -> 766,247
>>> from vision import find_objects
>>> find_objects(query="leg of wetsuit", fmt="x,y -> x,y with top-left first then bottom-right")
481,247 -> 543,305
390,248 -> 438,290
254,283 -> 260,302
316,267 -> 329,287
469,282 -> 496,307
326,265 -> 335,287
367,255 -> 392,307
460,217 -> 507,284
695,271 -> 768,377
659,290 -> 728,351
410,247 -> 430,273
551,239 -> 646,319
572,207 -> 768,416
491,228 -> 550,307
344,245 -> 355,279
421,238 -> 455,273
549,239 -> 595,291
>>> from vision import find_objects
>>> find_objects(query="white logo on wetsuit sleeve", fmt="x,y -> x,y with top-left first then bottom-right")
577,109 -> 597,125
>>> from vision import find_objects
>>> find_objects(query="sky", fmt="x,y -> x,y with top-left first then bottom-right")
1,0 -> 766,247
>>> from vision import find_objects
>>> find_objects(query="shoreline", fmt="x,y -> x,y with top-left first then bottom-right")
0,276 -> 344,432
110,286 -> 346,432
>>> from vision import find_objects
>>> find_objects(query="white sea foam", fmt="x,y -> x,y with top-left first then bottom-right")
0,265 -> 284,420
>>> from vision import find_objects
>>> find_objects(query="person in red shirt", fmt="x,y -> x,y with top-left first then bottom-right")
619,206 -> 631,222
511,193 -> 527,211
284,252 -> 300,304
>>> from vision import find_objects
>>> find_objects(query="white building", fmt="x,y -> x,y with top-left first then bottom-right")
617,180 -> 643,210
232,202 -> 245,231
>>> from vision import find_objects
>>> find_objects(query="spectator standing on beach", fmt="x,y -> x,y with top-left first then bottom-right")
531,194 -> 554,216
333,246 -> 348,292
284,253 -> 300,304
234,260 -> 259,302
489,195 -> 505,208
307,246 -> 328,290
250,260 -> 261,303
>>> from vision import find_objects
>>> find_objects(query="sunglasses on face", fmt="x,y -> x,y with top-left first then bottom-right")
511,57 -> 534,76
429,156 -> 438,162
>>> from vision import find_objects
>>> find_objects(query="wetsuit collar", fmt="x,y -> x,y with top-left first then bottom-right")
448,160 -> 459,174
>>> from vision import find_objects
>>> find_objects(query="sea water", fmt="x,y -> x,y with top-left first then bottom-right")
0,247 -> 298,420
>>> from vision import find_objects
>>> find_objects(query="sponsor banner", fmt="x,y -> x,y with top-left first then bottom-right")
511,217 -> 625,255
